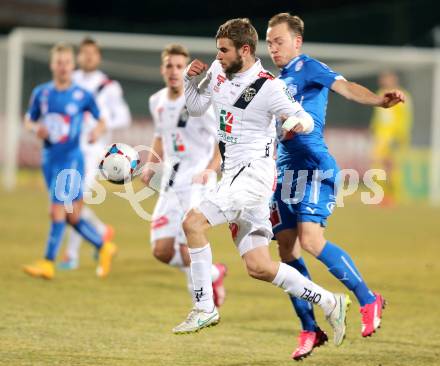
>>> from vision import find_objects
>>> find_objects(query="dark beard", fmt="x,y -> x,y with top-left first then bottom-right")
225,55 -> 243,79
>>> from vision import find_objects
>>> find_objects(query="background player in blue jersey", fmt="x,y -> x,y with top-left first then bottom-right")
266,13 -> 406,360
23,43 -> 117,280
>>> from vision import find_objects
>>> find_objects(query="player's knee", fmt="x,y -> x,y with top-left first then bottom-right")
182,209 -> 205,236
66,212 -> 80,226
152,244 -> 174,264
246,261 -> 273,281
299,232 -> 324,257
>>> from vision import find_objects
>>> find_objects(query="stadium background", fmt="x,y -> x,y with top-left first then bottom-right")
0,1 -> 439,365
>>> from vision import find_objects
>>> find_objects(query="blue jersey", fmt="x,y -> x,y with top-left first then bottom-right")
27,81 -> 100,162
277,54 -> 343,166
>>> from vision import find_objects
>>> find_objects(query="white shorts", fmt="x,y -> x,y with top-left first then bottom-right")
198,158 -> 276,256
150,183 -> 214,245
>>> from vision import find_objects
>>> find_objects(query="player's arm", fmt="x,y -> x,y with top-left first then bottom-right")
24,87 -> 49,139
102,81 -> 132,130
141,136 -> 163,185
331,79 -> 406,108
268,79 -> 314,134
184,59 -> 213,117
85,91 -> 107,143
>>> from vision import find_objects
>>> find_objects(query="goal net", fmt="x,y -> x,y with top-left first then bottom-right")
1,27 -> 439,204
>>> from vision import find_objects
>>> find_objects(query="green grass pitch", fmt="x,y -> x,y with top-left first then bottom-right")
0,170 -> 439,365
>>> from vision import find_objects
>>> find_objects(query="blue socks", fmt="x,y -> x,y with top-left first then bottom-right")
286,258 -> 317,331
45,221 -> 66,261
317,241 -> 376,306
72,218 -> 103,249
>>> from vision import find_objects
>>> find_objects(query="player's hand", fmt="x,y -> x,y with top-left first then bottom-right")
380,89 -> 406,108
280,114 -> 304,134
186,59 -> 208,78
192,169 -> 216,185
36,125 -> 49,140
140,166 -> 155,186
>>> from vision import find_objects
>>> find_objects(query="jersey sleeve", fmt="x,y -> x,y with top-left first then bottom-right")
305,59 -> 344,89
85,91 -> 101,120
148,94 -> 162,137
267,78 -> 314,134
184,61 -> 215,117
26,87 -> 42,121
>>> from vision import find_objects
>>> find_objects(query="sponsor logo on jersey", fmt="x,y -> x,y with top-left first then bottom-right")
219,109 -> 234,133
172,132 -> 185,152
258,71 -> 275,80
214,74 -> 226,92
270,201 -> 282,228
295,60 -> 304,72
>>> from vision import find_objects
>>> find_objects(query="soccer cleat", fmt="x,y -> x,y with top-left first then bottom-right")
212,263 -> 227,307
23,259 -> 55,280
58,256 -> 79,270
291,327 -> 328,361
96,241 -> 117,278
173,307 -> 220,334
325,293 -> 351,346
360,292 -> 386,337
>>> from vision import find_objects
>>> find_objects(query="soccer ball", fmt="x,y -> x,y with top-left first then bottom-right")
99,143 -> 140,184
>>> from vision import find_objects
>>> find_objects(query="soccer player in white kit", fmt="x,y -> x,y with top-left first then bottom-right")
172,18 -> 351,350
141,44 -> 227,307
60,37 -> 132,269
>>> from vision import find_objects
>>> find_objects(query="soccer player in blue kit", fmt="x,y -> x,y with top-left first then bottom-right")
23,43 -> 117,280
266,13 -> 406,360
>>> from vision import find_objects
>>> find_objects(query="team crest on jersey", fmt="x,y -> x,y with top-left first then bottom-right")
65,103 -> 78,116
284,87 -> 296,103
73,90 -> 84,101
295,60 -> 304,72
242,87 -> 256,102
288,84 -> 298,97
177,106 -> 189,127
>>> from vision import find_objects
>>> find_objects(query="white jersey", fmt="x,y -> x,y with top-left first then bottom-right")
184,59 -> 313,170
149,88 -> 217,192
73,69 -> 131,149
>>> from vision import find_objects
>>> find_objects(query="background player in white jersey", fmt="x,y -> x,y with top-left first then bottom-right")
141,44 -> 227,307
173,19 -> 351,353
60,37 -> 132,270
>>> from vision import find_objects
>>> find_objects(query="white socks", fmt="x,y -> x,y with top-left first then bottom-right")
272,262 -> 336,315
188,243 -> 214,312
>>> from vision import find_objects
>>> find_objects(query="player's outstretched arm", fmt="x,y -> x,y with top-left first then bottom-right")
184,59 -> 212,117
331,79 -> 406,108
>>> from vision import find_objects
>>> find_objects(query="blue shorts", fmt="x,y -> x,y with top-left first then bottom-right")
271,150 -> 339,234
42,152 -> 84,204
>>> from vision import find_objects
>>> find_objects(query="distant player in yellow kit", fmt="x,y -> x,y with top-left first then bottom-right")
370,71 -> 413,204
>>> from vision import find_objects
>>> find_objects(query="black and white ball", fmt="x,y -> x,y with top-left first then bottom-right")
99,143 -> 140,184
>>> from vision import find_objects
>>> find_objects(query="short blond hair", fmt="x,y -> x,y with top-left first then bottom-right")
50,42 -> 74,60
161,44 -> 190,63
268,13 -> 304,37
